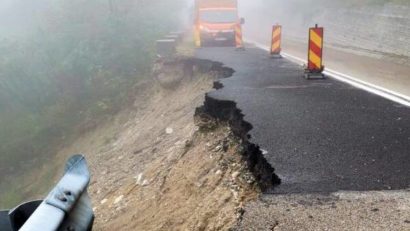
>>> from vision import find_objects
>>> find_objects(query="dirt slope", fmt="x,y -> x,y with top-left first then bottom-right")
55,58 -> 260,230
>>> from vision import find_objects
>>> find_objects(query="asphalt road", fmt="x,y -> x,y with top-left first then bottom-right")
195,46 -> 410,194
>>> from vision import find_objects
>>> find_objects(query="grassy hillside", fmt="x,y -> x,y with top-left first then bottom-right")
0,0 -> 186,208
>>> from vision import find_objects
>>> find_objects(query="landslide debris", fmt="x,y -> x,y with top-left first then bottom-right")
54,56 -> 275,230
195,96 -> 281,191
99,120 -> 260,230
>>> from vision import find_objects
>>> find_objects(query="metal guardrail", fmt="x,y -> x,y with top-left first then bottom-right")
156,31 -> 184,58
0,155 -> 94,231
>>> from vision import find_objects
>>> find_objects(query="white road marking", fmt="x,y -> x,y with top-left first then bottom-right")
246,39 -> 410,107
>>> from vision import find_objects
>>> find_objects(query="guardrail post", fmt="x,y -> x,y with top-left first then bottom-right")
1,155 -> 94,231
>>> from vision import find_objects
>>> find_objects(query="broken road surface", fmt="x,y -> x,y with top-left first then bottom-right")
196,46 -> 410,194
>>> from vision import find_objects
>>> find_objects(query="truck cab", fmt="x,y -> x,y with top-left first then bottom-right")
194,0 -> 244,47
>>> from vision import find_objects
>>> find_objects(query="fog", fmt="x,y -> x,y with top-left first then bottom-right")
0,0 -> 188,208
238,0 -> 410,57
0,0 -> 48,37
237,0 -> 410,99
0,0 -> 409,210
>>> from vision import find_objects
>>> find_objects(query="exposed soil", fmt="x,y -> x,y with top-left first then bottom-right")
54,57 -> 269,230
98,122 -> 259,231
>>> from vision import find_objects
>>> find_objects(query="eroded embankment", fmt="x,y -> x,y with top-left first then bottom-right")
163,56 -> 281,190
195,89 -> 281,192
56,56 -> 280,230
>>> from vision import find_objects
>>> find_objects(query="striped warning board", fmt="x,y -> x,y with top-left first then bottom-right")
307,25 -> 324,72
270,25 -> 282,56
235,23 -> 244,50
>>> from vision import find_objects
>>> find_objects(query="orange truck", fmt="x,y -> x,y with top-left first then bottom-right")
194,0 -> 244,47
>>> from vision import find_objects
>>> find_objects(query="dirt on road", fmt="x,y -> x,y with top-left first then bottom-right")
236,190 -> 410,231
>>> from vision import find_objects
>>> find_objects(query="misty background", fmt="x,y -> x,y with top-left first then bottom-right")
0,0 -> 409,209
0,0 -> 188,208
240,0 -> 410,58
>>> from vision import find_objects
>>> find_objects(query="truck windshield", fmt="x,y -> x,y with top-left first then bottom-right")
200,10 -> 237,23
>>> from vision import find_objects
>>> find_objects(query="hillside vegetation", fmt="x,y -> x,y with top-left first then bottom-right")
0,0 -> 185,208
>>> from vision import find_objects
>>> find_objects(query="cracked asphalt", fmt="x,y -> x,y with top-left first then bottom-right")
195,46 -> 410,194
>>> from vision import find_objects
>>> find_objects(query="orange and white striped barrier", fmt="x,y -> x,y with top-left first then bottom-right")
305,24 -> 325,79
235,23 -> 244,50
270,25 -> 282,58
